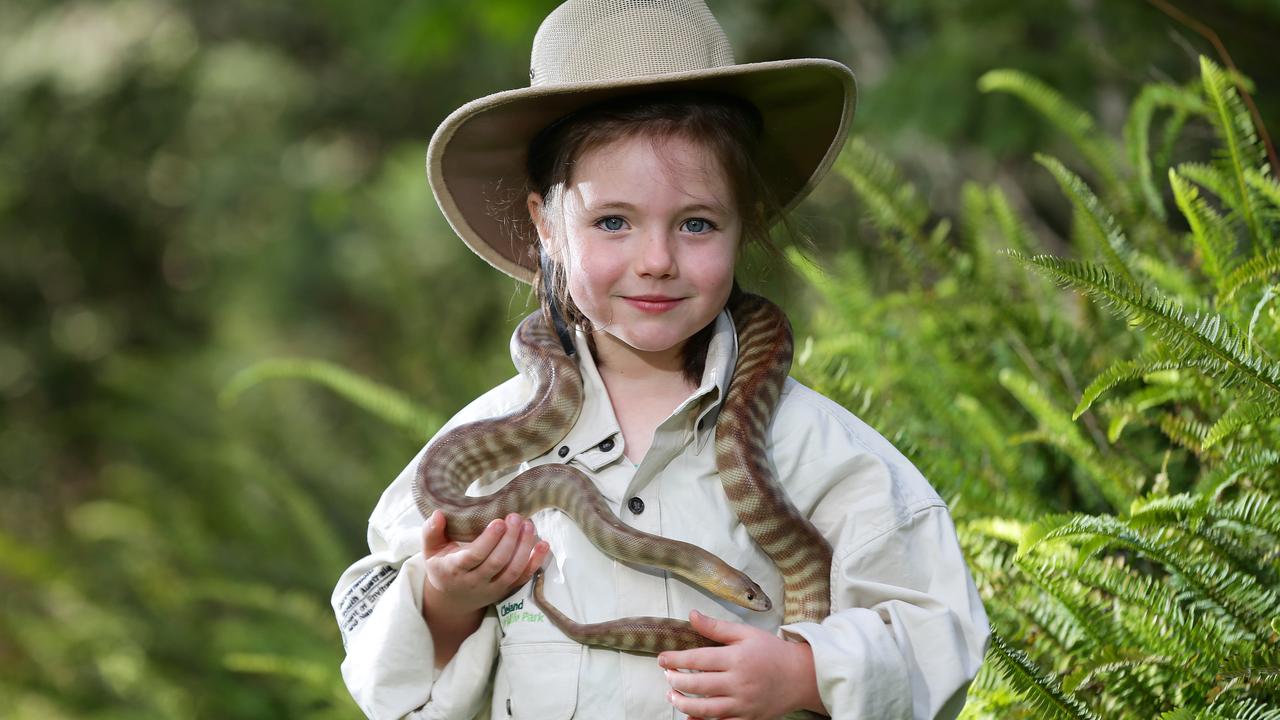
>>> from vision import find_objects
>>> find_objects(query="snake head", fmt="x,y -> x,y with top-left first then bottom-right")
741,580 -> 772,612
713,573 -> 770,612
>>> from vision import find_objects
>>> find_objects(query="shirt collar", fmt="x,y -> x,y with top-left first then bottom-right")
555,309 -> 738,467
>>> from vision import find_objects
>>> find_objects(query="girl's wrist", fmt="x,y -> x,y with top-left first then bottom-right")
786,639 -> 826,714
421,581 -> 484,628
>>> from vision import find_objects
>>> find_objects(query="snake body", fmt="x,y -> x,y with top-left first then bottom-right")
412,310 -> 770,616
529,294 -> 833,654
413,293 -> 832,658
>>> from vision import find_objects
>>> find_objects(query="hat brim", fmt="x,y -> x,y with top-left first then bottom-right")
427,58 -> 857,284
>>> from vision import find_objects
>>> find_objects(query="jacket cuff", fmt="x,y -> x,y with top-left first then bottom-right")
341,553 -> 499,720
780,611 -> 912,720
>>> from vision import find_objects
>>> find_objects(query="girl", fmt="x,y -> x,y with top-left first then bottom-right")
332,1 -> 990,718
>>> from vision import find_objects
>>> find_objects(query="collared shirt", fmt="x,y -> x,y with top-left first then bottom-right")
332,309 -> 990,720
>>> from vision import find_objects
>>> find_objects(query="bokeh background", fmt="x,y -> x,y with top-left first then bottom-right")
3,0 -> 1278,717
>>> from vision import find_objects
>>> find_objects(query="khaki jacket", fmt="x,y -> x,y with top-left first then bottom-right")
332,310 -> 990,719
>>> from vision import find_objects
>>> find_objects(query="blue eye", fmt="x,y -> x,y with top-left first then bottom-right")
597,216 -> 626,232
682,218 -> 715,233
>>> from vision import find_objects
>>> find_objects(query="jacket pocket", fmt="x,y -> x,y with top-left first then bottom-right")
492,641 -> 582,719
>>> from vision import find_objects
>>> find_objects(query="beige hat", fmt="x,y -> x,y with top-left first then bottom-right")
426,0 -> 857,284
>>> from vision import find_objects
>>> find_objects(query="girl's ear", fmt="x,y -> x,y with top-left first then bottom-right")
527,191 -> 557,253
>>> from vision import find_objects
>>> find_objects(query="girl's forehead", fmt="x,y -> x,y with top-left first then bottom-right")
569,134 -> 732,211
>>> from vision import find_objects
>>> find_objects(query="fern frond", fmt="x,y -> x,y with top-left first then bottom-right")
1204,697 -> 1280,720
1159,410 -> 1209,456
1004,251 -> 1280,404
1170,168 -> 1238,284
1247,285 -> 1278,355
1125,81 -> 1208,220
999,367 -> 1141,510
1074,347 -> 1187,419
219,357 -> 442,436
985,631 -> 1102,720
1246,168 -> 1280,213
1203,398 -> 1280,448
979,69 -> 1126,205
1193,448 -> 1280,497
1132,490 -> 1280,541
834,137 -> 929,242
1200,57 -> 1269,247
1221,248 -> 1280,304
1020,513 -> 1275,635
1037,153 -> 1139,288
1068,553 -> 1235,660
1131,249 -> 1204,305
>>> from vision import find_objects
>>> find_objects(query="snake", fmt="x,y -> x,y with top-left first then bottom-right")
412,292 -> 832,658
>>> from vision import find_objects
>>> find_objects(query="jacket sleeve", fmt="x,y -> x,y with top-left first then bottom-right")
332,376 -> 528,720
774,390 -> 990,719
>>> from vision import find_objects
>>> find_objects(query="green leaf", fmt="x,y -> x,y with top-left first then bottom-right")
1036,153 -> 1138,288
1004,251 -> 1280,405
220,357 -> 442,436
1124,81 -> 1208,220
1170,167 -> 1238,286
979,69 -> 1127,206
1199,57 -> 1269,248
985,631 -> 1101,720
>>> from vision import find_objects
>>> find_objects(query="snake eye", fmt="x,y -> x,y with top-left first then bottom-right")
746,591 -> 755,600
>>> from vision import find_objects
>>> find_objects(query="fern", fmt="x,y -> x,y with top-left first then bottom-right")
1221,249 -> 1280,304
986,631 -> 1103,720
1073,347 -> 1188,419
1125,81 -> 1208,220
999,367 -> 1141,510
1037,153 -> 1139,288
979,69 -> 1127,208
1003,252 -> 1280,404
1171,167 -> 1240,287
1199,57 -> 1270,249
1203,398 -> 1280,449
1022,513 -> 1275,637
220,357 -> 442,436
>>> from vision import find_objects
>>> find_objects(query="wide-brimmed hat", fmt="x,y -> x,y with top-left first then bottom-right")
426,0 -> 857,284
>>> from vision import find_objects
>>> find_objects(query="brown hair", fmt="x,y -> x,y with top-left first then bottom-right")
524,90 -> 787,384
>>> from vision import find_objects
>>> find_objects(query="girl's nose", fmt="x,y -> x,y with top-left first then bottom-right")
637,229 -> 676,277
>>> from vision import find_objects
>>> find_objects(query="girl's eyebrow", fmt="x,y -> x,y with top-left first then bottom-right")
587,200 -> 727,214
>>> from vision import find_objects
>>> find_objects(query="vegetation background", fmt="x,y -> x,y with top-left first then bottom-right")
2,0 -> 1277,717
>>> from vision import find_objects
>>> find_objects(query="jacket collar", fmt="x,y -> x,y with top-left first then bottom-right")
553,309 -> 738,469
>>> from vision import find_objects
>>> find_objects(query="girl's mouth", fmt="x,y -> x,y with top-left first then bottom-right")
624,295 -> 683,313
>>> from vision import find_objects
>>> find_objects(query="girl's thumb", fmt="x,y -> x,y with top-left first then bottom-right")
422,510 -> 447,551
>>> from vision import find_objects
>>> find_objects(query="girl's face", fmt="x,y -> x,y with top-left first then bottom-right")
530,133 -> 740,373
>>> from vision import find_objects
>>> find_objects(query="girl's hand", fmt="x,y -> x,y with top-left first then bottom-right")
420,509 -> 549,620
658,610 -> 826,720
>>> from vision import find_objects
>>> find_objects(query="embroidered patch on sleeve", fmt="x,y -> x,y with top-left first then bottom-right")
338,563 -> 399,647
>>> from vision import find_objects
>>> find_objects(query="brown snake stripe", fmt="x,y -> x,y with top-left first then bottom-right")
413,292 -> 832,660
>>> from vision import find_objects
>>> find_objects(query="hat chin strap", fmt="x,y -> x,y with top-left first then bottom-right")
540,248 -> 577,357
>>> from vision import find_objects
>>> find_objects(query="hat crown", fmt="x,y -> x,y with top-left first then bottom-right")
530,0 -> 735,86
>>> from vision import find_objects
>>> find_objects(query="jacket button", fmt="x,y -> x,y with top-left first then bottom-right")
557,445 -> 569,458
627,496 -> 645,514
506,698 -> 512,715
598,437 -> 615,452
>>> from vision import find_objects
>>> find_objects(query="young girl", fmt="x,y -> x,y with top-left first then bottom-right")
332,1 -> 989,718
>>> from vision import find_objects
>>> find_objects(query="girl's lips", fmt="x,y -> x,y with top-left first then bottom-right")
624,296 -> 683,313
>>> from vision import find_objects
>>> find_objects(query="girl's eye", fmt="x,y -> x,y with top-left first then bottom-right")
596,216 -> 627,232
682,218 -> 716,234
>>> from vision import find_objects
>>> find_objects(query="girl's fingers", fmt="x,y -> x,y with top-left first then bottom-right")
421,510 -> 448,555
664,668 -> 719,697
497,520 -> 539,584
456,518 -> 507,570
658,648 -> 728,673
667,691 -> 733,720
475,514 -> 523,578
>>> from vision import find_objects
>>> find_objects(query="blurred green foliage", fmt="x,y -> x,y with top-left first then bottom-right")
2,0 -> 1278,717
